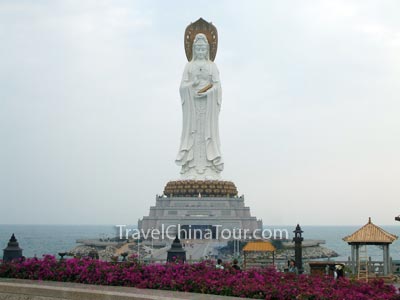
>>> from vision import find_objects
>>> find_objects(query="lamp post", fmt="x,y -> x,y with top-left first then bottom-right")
233,227 -> 240,258
151,227 -> 154,254
233,227 -> 236,257
293,224 -> 304,274
137,236 -> 140,261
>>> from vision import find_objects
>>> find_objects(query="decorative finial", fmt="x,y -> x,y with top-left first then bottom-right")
368,217 -> 371,224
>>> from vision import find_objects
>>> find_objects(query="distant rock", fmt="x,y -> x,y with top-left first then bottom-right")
68,245 -> 98,258
98,246 -> 117,261
277,245 -> 338,259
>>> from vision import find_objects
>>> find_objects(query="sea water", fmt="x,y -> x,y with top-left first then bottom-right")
0,225 -> 117,258
0,224 -> 399,261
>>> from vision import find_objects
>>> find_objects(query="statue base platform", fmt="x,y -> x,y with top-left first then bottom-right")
138,180 -> 262,240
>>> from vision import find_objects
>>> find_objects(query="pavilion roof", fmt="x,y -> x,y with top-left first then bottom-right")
243,241 -> 276,252
343,217 -> 398,244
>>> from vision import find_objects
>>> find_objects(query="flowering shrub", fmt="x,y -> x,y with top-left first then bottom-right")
1,256 -> 399,299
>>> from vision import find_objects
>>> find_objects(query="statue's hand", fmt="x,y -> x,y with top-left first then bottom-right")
197,86 -> 213,96
192,79 -> 200,87
195,89 -> 211,98
194,92 -> 204,98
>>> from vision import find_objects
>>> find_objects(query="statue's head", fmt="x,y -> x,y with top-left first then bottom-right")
192,33 -> 209,61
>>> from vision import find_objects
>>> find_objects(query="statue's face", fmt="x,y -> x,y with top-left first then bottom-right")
194,44 -> 208,60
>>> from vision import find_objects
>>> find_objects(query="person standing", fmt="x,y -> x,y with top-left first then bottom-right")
288,259 -> 298,274
232,259 -> 241,271
334,264 -> 344,280
216,258 -> 224,270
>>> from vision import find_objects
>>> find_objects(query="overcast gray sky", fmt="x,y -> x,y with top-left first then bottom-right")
0,1 -> 399,226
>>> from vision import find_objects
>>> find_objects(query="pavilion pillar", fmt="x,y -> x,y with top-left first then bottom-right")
355,244 -> 360,273
350,244 -> 356,274
383,244 -> 390,275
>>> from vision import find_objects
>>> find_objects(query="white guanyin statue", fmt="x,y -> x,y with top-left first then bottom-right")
175,31 -> 224,180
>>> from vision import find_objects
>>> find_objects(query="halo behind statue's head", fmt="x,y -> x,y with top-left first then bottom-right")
184,18 -> 218,62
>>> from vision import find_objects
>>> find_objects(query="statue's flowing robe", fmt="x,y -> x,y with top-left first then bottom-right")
176,61 -> 224,178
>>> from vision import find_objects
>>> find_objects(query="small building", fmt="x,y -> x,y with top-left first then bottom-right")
343,217 -> 398,278
242,240 -> 276,269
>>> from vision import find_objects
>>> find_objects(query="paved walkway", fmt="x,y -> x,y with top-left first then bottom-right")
0,278 -> 243,300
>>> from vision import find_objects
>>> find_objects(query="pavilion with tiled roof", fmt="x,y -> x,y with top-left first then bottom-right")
242,240 -> 276,269
343,217 -> 398,276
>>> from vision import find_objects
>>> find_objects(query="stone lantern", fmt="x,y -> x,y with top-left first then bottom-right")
3,234 -> 23,262
293,224 -> 303,274
167,236 -> 186,263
